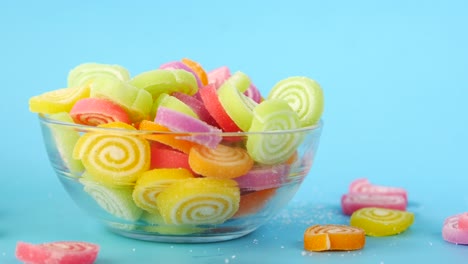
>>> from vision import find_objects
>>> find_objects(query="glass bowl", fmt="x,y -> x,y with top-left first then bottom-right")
38,114 -> 323,243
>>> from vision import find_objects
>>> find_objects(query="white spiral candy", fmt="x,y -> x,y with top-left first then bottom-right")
247,99 -> 303,165
268,76 -> 324,127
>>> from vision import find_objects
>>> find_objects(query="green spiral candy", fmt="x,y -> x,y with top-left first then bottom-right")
80,176 -> 143,222
246,99 -> 303,164
68,63 -> 131,88
267,76 -> 324,127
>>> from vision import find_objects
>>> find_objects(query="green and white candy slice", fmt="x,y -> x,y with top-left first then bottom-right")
246,99 -> 303,164
267,76 -> 324,127
68,63 -> 131,88
80,176 -> 143,222
217,71 -> 257,131
129,69 -> 198,100
47,112 -> 84,174
90,76 -> 153,123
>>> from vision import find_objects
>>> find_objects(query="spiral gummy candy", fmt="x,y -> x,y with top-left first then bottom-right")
132,168 -> 194,214
246,99 -> 303,164
68,62 -> 130,88
73,122 -> 150,185
268,76 -> 324,127
156,178 -> 240,225
16,241 -> 100,264
350,207 -> 414,237
80,177 -> 143,221
29,85 -> 90,114
304,224 -> 365,252
188,144 -> 254,179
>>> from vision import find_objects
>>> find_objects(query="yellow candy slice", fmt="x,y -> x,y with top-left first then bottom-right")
132,168 -> 194,214
350,207 -> 414,237
29,85 -> 90,114
73,122 -> 150,185
156,178 -> 240,225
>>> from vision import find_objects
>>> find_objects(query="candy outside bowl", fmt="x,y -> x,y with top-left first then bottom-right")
38,114 -> 323,243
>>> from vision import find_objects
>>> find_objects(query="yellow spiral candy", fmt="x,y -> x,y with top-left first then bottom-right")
132,168 -> 194,214
73,122 -> 150,185
350,207 -> 414,237
156,178 -> 240,225
29,85 -> 90,114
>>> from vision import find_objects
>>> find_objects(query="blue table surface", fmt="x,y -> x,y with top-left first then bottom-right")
1,0 -> 468,263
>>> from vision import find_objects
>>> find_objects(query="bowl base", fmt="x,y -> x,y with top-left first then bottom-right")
107,225 -> 256,243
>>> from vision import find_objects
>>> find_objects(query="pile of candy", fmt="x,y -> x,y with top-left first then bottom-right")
29,58 -> 324,229
303,178 -> 414,252
303,178 -> 468,252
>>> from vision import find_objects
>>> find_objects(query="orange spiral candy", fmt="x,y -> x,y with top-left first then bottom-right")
304,224 -> 365,252
189,144 -> 254,178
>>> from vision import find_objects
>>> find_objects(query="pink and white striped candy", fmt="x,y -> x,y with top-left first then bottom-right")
235,164 -> 290,191
16,241 -> 99,264
155,106 -> 222,148
349,178 -> 408,201
70,98 -> 131,126
442,213 -> 468,245
341,193 -> 407,215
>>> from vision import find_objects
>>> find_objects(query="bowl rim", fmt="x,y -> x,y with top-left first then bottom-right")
38,114 -> 323,136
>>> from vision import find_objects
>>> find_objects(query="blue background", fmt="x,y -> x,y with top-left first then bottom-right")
1,0 -> 468,263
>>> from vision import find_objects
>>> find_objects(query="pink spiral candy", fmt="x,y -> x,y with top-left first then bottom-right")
349,178 -> 408,201
16,241 -> 99,264
442,213 -> 468,245
70,98 -> 131,126
341,193 -> 407,215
